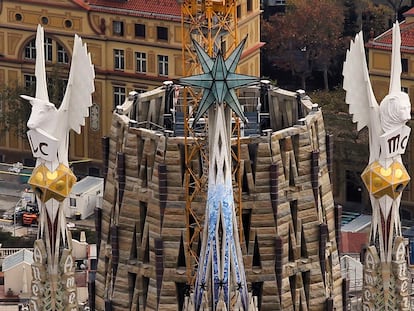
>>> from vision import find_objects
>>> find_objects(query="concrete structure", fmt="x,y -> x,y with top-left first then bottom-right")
2,249 -> 33,298
0,0 -> 262,170
67,176 -> 103,220
94,82 -> 344,310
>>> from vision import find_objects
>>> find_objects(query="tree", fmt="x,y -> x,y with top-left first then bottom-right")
0,64 -> 68,138
361,1 -> 394,40
385,0 -> 404,20
0,81 -> 33,138
262,0 -> 344,91
343,0 -> 359,38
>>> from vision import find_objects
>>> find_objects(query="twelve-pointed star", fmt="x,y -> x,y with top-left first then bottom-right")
179,37 -> 259,124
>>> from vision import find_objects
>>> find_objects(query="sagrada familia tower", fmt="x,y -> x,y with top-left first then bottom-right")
93,38 -> 345,310
22,12 -> 414,311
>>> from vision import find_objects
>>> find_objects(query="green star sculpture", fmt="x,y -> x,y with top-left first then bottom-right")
179,37 -> 259,310
179,37 -> 259,124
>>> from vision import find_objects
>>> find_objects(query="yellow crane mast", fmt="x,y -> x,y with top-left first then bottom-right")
178,0 -> 243,289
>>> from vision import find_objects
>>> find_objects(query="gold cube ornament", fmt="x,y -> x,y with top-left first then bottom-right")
28,163 -> 76,202
361,160 -> 410,199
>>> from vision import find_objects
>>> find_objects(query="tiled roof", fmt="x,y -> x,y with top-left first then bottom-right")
76,0 -> 182,21
366,19 -> 414,53
2,249 -> 34,272
404,7 -> 414,16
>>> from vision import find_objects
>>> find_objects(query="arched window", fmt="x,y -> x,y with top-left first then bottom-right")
24,39 -> 36,60
57,43 -> 68,64
23,37 -> 69,64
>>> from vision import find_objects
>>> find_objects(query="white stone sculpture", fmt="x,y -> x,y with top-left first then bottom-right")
343,22 -> 411,310
21,25 -> 95,311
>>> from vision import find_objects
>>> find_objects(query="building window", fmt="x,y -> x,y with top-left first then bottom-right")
114,49 -> 125,70
64,20 -> 72,28
247,0 -> 252,12
44,37 -> 53,62
57,79 -> 68,101
157,26 -> 168,41
24,74 -> 36,89
70,198 -> 76,207
114,86 -> 126,108
25,39 -> 36,60
25,37 -> 69,64
113,20 -> 124,36
237,5 -> 241,18
158,55 -> 168,76
402,58 -> 408,73
135,24 -> 146,38
57,43 -> 68,64
135,52 -> 147,73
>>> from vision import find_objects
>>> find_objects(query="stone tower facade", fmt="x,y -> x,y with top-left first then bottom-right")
94,85 -> 344,310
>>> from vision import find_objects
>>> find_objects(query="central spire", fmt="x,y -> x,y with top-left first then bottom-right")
179,38 -> 258,310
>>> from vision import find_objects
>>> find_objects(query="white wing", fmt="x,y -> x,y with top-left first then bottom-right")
343,31 -> 379,131
389,22 -> 401,94
35,25 -> 49,102
59,34 -> 95,134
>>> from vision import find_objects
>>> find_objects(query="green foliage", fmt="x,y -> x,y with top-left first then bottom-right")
311,87 -> 347,113
262,0 -> 345,89
311,88 -> 369,143
0,82 -> 33,137
361,0 -> 394,39
343,0 -> 359,37
0,65 -> 68,137
0,228 -> 36,248
46,64 -> 69,109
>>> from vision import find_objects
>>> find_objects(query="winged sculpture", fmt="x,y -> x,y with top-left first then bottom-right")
343,22 -> 411,262
22,24 -> 95,169
20,25 -> 95,311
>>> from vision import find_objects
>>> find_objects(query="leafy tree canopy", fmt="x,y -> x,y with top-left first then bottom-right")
0,65 -> 68,138
361,0 -> 394,40
262,0 -> 345,90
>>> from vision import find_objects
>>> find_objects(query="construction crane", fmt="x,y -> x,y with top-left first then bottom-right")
178,0 -> 243,293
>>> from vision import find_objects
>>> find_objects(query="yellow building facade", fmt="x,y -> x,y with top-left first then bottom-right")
0,0 -> 262,173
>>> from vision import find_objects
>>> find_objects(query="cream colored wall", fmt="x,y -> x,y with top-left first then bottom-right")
4,263 -> 32,295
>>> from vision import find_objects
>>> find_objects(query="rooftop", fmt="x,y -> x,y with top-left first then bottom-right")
2,249 -> 33,272
366,18 -> 414,53
341,214 -> 371,233
73,0 -> 181,21
71,176 -> 103,196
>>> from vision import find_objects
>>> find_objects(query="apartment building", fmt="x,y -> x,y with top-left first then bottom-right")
0,0 -> 262,174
